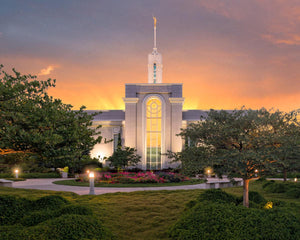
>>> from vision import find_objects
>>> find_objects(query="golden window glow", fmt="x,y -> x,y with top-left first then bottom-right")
146,98 -> 162,170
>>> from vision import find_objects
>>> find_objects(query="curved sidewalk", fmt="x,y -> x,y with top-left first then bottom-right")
11,178 -> 242,195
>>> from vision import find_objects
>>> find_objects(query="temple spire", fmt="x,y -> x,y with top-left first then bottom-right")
148,16 -> 162,83
153,16 -> 157,49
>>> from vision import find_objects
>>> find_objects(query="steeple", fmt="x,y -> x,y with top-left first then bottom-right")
148,17 -> 163,84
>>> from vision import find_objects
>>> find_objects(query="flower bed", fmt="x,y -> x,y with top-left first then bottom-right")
77,171 -> 189,184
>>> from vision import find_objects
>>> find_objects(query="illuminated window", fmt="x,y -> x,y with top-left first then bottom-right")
153,63 -> 157,83
113,134 -> 119,151
146,97 -> 161,170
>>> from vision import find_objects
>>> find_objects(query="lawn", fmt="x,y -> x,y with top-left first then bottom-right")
0,180 -> 299,240
53,178 -> 205,188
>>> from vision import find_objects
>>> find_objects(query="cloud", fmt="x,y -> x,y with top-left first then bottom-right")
262,34 -> 300,46
38,65 -> 57,76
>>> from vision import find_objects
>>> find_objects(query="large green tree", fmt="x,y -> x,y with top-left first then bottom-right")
178,108 -> 300,207
268,110 -> 300,181
0,65 -> 102,169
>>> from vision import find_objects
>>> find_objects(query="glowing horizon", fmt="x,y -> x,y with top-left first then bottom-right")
1,1 -> 300,113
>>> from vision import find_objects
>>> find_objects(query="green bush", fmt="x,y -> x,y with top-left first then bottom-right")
59,204 -> 93,216
0,195 -> 113,240
264,182 -> 288,193
169,202 -> 300,240
0,195 -> 32,225
20,210 -> 57,226
0,172 -> 60,179
34,195 -> 69,210
262,181 -> 300,198
286,188 -> 300,198
198,188 -> 239,205
21,172 -> 61,178
249,191 -> 266,204
21,205 -> 93,227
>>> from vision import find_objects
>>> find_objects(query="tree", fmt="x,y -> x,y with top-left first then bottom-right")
178,108 -> 300,207
268,111 -> 300,181
0,65 -> 102,169
108,147 -> 141,169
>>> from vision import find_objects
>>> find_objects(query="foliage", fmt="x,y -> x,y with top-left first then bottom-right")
166,147 -> 211,176
0,180 -> 299,240
175,107 -> 300,207
262,180 -> 300,198
108,147 -> 141,169
0,194 -> 113,240
77,171 -> 189,184
0,65 -> 102,169
169,201 -> 300,240
0,172 -> 60,179
198,188 -> 240,205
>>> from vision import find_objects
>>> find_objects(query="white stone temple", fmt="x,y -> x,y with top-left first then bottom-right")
89,17 -> 206,170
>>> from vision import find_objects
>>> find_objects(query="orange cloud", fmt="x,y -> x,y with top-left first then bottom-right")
38,65 -> 58,76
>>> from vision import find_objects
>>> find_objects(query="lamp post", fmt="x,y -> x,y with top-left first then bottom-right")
15,169 -> 19,179
207,169 -> 211,178
89,172 -> 95,195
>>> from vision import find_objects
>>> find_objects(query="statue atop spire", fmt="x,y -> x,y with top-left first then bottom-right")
153,16 -> 157,28
148,16 -> 162,84
153,16 -> 157,49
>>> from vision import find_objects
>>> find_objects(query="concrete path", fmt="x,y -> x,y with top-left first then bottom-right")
11,178 -> 243,195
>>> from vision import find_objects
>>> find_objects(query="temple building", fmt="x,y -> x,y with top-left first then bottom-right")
89,18 -> 206,170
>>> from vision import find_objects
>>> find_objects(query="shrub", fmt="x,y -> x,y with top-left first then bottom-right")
264,182 -> 288,193
20,172 -> 61,178
21,215 -> 114,240
169,202 -> 300,240
198,189 -> 239,205
0,195 -> 32,225
286,188 -> 300,198
20,210 -> 57,226
34,195 -> 69,210
59,205 -> 93,216
249,191 -> 266,204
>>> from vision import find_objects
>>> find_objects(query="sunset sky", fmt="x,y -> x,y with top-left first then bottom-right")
1,0 -> 300,111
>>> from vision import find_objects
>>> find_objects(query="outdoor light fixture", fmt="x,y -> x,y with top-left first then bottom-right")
86,170 -> 90,174
15,169 -> 19,179
294,178 -> 298,182
89,172 -> 95,195
206,169 -> 211,178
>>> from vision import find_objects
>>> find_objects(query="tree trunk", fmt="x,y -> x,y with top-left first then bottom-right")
283,169 -> 287,182
243,179 -> 250,208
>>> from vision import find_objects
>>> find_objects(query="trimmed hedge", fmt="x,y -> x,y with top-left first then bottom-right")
169,201 -> 300,240
263,180 -> 300,198
0,194 -> 113,239
0,215 -> 113,240
0,172 -> 61,179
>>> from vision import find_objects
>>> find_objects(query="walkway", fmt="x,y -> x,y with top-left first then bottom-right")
11,178 -> 243,195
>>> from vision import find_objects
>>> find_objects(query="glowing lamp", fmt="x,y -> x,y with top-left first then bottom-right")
86,170 -> 90,174
89,172 -> 95,178
14,169 -> 19,178
294,178 -> 298,182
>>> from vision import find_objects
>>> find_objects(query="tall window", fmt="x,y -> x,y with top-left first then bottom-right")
153,63 -> 157,83
146,97 -> 161,169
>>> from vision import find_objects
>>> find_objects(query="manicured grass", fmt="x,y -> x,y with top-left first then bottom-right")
0,180 -> 299,240
53,179 -> 205,188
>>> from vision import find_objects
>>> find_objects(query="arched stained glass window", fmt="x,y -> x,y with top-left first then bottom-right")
146,97 -> 161,170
